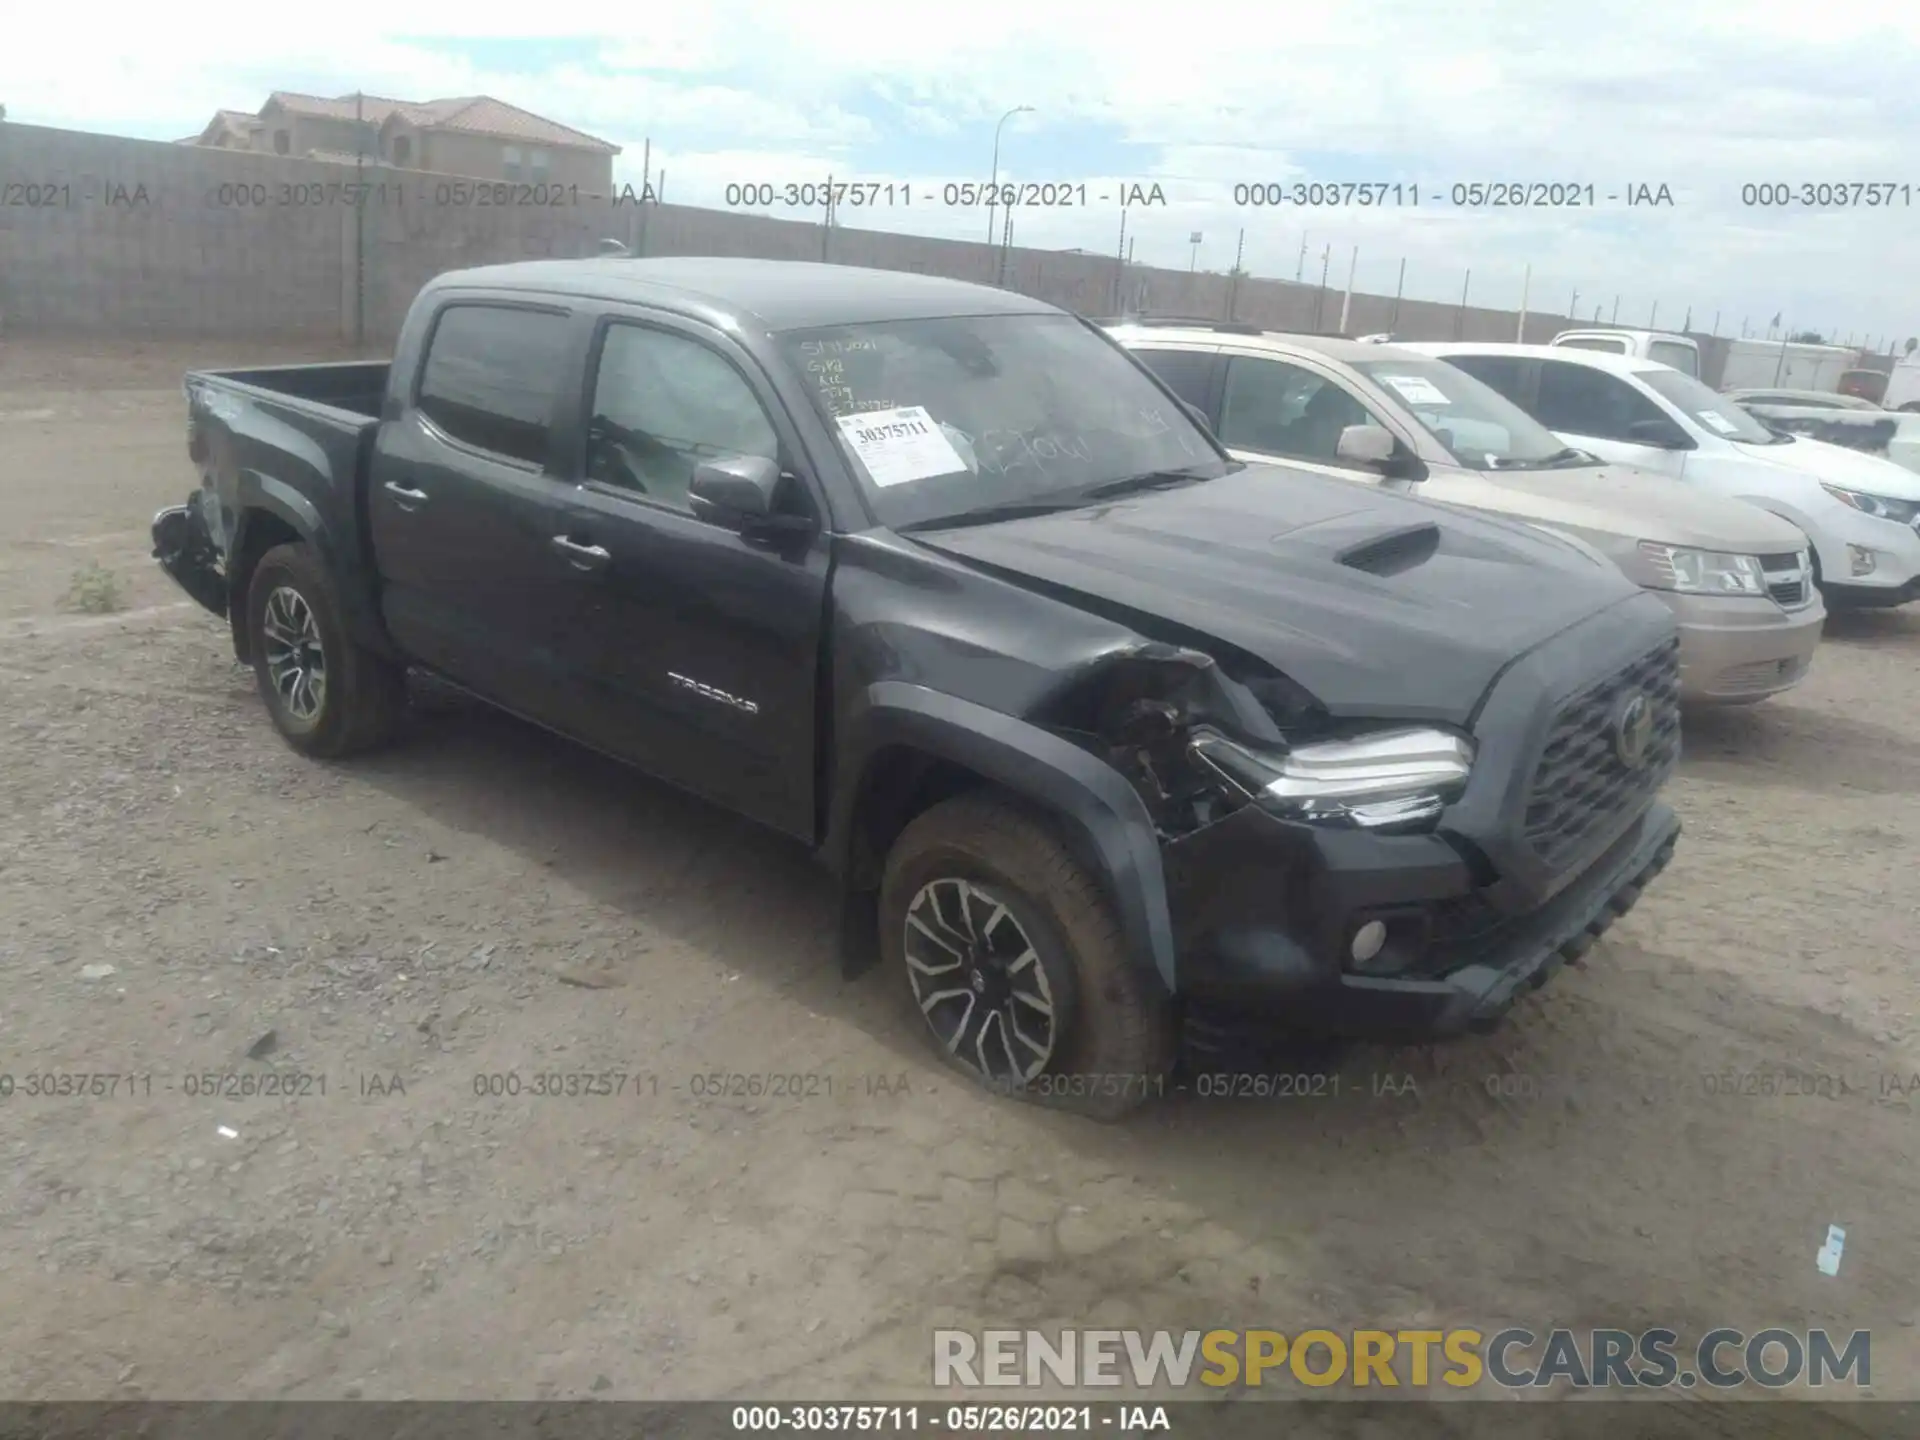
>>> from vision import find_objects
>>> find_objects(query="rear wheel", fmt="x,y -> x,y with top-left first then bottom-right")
246,543 -> 405,758
879,793 -> 1176,1120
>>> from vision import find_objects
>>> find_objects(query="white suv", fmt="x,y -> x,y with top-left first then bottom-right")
1406,343 -> 1920,609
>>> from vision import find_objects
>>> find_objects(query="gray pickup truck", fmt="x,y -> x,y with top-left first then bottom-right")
153,257 -> 1682,1116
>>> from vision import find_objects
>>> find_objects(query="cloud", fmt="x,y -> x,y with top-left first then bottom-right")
6,0 -> 1918,341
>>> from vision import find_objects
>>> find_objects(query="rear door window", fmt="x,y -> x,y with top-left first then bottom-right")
416,303 -> 571,466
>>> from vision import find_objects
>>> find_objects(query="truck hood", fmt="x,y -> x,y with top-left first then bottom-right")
908,465 -> 1643,724
1457,461 -> 1808,554
1729,434 -> 1920,499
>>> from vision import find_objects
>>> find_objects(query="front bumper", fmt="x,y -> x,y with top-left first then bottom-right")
151,504 -> 228,616
1810,508 -> 1920,606
1170,800 -> 1679,1047
1660,590 -> 1824,704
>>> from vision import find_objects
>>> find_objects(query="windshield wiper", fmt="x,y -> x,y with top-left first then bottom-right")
1078,468 -> 1216,500
898,498 -> 1087,533
1491,446 -> 1592,471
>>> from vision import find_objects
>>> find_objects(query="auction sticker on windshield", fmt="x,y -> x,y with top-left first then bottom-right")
1378,374 -> 1451,406
1699,411 -> 1740,435
835,405 -> 967,487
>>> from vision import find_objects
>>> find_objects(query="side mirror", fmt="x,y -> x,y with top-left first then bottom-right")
1336,423 -> 1397,468
689,454 -> 816,542
1626,419 -> 1692,449
689,454 -> 780,524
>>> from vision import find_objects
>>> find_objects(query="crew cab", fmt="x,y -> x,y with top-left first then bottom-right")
1408,343 -> 1920,610
154,258 -> 1682,1116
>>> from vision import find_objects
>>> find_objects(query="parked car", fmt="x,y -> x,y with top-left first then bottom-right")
1724,388 -> 1920,476
1552,329 -> 1702,379
1839,369 -> 1890,405
152,258 -> 1683,1116
1406,343 -> 1920,610
1108,322 -> 1822,704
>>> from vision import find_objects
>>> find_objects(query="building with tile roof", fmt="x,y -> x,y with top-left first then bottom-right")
181,91 -> 621,192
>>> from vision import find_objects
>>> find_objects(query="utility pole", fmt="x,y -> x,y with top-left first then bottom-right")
1390,258 -> 1406,331
1313,245 -> 1331,330
1649,300 -> 1658,329
1337,243 -> 1358,334
1296,233 -> 1309,282
1226,228 -> 1246,320
1515,262 -> 1531,342
1454,269 -> 1471,339
1611,295 -> 1620,324
1568,287 -> 1579,322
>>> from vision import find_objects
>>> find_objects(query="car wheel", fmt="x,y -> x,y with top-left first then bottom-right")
880,793 -> 1176,1120
246,542 -> 405,758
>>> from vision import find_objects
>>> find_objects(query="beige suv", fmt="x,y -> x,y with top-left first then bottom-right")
1109,322 -> 1825,705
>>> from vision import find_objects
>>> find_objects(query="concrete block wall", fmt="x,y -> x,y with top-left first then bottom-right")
2,120 -> 1741,377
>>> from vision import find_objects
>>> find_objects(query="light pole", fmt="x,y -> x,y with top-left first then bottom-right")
986,106 -> 1035,257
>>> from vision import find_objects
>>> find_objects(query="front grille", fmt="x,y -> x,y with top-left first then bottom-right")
1760,552 -> 1810,609
1523,637 -> 1681,877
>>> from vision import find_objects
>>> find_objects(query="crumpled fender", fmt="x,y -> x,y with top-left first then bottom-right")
826,680 -> 1179,993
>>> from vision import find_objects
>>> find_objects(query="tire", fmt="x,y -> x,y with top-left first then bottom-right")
879,793 -> 1176,1120
245,542 -> 405,758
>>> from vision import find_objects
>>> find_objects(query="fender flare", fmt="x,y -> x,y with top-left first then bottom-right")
229,472 -> 391,655
826,681 -> 1178,993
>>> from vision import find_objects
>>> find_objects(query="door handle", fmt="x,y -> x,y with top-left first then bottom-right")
550,535 -> 610,570
384,481 -> 429,510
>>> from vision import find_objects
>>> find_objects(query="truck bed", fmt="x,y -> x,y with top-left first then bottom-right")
176,363 -> 391,609
198,361 -> 391,419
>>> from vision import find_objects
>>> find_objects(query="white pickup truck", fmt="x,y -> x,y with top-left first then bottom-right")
1553,329 -> 1702,379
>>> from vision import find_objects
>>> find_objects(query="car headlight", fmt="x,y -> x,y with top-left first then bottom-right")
1188,727 -> 1474,831
1636,542 -> 1766,596
1821,483 -> 1920,524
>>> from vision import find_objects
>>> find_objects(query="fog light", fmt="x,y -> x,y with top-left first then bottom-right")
1350,920 -> 1388,964
1848,544 -> 1876,577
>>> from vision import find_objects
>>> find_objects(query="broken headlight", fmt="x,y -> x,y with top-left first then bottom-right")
1188,727 -> 1474,831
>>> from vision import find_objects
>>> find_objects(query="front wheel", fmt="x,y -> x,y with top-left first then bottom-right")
246,542 -> 405,758
879,794 -> 1176,1120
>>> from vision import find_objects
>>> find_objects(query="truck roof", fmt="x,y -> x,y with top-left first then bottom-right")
422,257 -> 1061,333
1554,327 -> 1697,345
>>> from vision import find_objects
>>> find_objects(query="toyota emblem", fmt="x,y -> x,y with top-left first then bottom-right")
1612,690 -> 1654,769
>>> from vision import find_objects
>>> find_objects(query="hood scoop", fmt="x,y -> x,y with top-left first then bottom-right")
1335,520 -> 1441,577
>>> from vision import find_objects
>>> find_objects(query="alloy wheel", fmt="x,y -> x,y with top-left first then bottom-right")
903,877 -> 1061,1083
261,585 -> 327,722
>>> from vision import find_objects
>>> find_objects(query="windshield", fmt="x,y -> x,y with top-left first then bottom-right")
1639,369 -> 1780,443
777,314 -> 1231,528
1349,358 -> 1576,470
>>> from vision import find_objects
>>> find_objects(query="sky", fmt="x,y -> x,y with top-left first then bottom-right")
6,0 -> 1918,347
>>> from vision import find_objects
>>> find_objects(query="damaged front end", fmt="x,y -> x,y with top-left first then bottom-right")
1035,639 -> 1473,846
1033,637 -> 1678,1051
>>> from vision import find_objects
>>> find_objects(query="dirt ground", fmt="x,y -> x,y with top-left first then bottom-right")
2,337 -> 1917,1417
